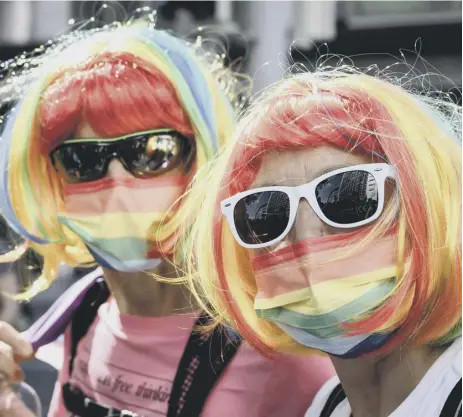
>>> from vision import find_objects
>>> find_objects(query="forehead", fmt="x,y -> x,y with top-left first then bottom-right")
74,121 -> 98,139
252,146 -> 371,188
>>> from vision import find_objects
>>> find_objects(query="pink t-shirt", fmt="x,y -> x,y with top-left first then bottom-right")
48,298 -> 334,417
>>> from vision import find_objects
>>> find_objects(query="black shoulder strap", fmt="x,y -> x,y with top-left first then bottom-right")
440,378 -> 462,417
64,286 -> 241,417
167,314 -> 242,417
68,276 -> 110,375
319,383 -> 346,417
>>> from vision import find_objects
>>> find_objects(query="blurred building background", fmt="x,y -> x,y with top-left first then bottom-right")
0,1 -> 461,96
0,1 -> 461,414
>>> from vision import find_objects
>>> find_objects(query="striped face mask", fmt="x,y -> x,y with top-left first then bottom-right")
58,175 -> 187,272
251,230 -> 398,358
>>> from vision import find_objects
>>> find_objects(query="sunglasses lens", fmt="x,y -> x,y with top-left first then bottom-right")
123,133 -> 184,177
51,143 -> 107,183
315,170 -> 379,225
233,191 -> 290,245
51,131 -> 190,183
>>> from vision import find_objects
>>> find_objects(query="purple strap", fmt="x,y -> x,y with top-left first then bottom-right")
22,268 -> 104,351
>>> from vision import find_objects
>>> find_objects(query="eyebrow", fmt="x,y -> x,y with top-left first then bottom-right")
255,163 -> 350,188
314,164 -> 350,178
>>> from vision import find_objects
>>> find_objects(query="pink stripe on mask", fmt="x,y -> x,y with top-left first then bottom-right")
62,175 -> 188,216
252,233 -> 397,301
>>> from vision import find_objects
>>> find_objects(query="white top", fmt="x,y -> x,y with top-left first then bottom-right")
305,338 -> 462,417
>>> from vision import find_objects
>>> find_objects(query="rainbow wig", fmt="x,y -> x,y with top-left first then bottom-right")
0,17 -> 247,298
185,66 -> 462,357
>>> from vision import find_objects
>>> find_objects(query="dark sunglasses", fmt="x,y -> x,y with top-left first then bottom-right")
221,163 -> 397,248
50,129 -> 195,183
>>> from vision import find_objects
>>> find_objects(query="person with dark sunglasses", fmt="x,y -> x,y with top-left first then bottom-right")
184,67 -> 462,417
50,129 -> 195,184
0,16 -> 334,417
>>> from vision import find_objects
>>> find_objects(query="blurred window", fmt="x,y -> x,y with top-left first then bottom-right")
344,1 -> 462,28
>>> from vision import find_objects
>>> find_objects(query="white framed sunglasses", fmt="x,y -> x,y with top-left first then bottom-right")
221,163 -> 397,249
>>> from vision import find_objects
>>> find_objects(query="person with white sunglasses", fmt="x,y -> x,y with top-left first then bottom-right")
184,67 -> 462,417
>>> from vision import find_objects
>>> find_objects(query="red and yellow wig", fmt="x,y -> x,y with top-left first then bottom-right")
185,68 -> 462,356
0,19 -> 247,298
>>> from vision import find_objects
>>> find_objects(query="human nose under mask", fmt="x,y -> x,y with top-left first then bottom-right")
285,201 -> 331,245
251,228 -> 399,357
57,174 -> 188,272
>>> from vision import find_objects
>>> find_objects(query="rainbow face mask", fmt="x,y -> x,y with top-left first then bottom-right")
57,175 -> 187,272
251,230 -> 398,357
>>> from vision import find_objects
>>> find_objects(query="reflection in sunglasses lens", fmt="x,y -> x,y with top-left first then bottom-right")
52,143 -> 108,182
234,191 -> 290,244
315,171 -> 378,224
51,132 -> 185,182
126,134 -> 180,176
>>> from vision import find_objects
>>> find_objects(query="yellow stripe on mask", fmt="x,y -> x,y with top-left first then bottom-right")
58,212 -> 167,240
254,266 -> 397,312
